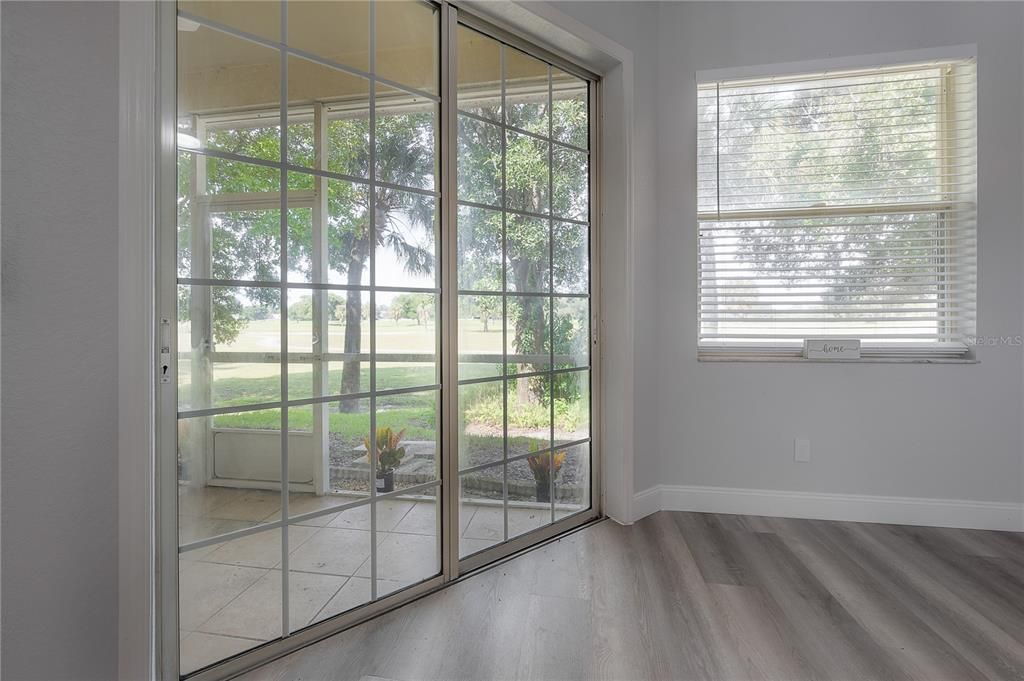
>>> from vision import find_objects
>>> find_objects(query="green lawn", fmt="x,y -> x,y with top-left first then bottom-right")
181,316 -> 586,454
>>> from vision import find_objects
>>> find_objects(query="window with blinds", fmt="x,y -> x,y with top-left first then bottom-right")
697,58 -> 977,358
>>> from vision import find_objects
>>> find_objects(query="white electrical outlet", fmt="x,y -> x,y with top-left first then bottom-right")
794,438 -> 811,463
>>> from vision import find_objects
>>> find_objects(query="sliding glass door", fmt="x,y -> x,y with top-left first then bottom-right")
160,2 -> 596,678
454,24 -> 593,565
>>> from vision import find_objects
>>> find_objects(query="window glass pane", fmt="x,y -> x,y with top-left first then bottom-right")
376,86 -> 437,191
459,380 -> 504,470
375,297 -> 438,390
375,0 -> 439,94
554,442 -> 590,519
458,205 -> 502,291
179,0 -> 280,42
373,390 -> 439,493
552,221 -> 588,294
507,455 -> 551,538
505,214 -> 550,293
506,374 -> 551,458
287,55 -> 371,172
506,296 -> 550,375
552,145 -> 588,222
370,490 -> 440,595
552,68 -> 588,149
458,295 -> 504,381
178,25 -> 281,162
177,408 -> 282,545
505,47 -> 549,135
554,370 -> 589,445
460,465 -> 505,557
506,131 -> 549,214
177,285 -> 281,411
375,189 -> 437,288
287,0 -> 370,73
457,25 -> 501,121
458,116 -> 503,208
554,296 -> 589,370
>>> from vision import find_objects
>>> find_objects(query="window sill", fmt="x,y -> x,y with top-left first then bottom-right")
697,354 -> 979,365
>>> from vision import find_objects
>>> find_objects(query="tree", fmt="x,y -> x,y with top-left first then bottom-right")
180,108 -> 436,411
390,292 -> 434,324
704,75 -> 944,321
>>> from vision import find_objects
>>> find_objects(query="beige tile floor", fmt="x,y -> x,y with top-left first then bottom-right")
178,486 -> 579,674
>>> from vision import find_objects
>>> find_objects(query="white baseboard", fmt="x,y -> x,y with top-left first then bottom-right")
633,484 -> 1024,532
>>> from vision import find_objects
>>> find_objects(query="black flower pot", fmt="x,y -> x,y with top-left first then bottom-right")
376,469 -> 394,493
536,481 -> 550,503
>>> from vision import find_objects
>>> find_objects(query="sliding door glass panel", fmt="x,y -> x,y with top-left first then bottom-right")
459,464 -> 505,557
505,47 -> 549,135
457,25 -> 501,121
375,0 -> 439,95
176,0 -> 442,675
551,68 -> 589,150
454,23 -> 592,562
287,1 -> 370,73
171,4 -> 593,675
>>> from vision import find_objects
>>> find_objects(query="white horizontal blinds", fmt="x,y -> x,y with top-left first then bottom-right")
697,59 -> 977,354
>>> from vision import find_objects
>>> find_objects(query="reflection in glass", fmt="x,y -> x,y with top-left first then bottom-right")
554,443 -> 589,519
460,465 -> 505,556
179,0 -> 280,42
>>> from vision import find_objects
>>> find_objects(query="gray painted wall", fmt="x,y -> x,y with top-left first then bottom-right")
1,3 -> 120,680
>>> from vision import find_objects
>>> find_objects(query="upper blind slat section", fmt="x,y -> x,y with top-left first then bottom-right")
698,60 -> 977,215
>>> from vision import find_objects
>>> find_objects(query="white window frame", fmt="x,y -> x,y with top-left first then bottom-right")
696,46 -> 978,362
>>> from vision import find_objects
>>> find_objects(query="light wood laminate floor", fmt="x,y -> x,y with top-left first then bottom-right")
238,511 -> 1024,681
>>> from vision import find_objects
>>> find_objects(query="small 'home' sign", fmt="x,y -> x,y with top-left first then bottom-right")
804,339 -> 861,360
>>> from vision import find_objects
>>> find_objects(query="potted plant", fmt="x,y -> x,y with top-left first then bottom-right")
364,427 -> 407,493
526,443 -> 566,503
